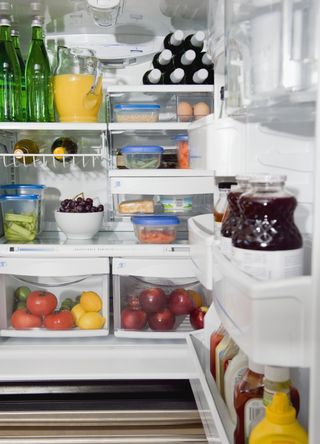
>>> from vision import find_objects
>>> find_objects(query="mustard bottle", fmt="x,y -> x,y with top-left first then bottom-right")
249,392 -> 308,444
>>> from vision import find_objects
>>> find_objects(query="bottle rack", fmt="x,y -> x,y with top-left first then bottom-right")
2,152 -> 105,168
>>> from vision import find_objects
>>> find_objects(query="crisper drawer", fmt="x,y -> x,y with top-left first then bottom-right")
0,258 -> 109,338
113,258 -> 212,339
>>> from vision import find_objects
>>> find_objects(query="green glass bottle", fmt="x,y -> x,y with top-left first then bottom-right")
0,18 -> 22,121
25,18 -> 54,122
11,29 -> 26,121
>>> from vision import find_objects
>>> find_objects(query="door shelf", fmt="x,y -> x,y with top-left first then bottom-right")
187,332 -> 233,444
188,215 -> 312,367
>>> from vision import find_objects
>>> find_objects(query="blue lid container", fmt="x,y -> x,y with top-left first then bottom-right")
0,184 -> 46,196
175,135 -> 189,141
121,145 -> 164,154
115,104 -> 160,110
0,194 -> 40,201
131,215 -> 180,225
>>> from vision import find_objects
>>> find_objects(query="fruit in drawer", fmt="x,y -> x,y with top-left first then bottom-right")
148,308 -> 175,331
139,288 -> 167,313
190,306 -> 208,330
77,312 -> 105,329
26,290 -> 58,316
121,297 -> 147,330
43,310 -> 75,330
80,291 -> 102,312
71,303 -> 86,326
11,309 -> 42,329
14,286 -> 31,303
187,290 -> 203,309
168,288 -> 194,315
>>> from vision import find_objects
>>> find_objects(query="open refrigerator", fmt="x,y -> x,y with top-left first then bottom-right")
0,0 -> 318,442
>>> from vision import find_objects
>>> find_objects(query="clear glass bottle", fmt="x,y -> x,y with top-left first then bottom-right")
0,18 -> 22,121
26,17 -> 54,122
13,139 -> 39,165
220,175 -> 250,258
232,175 -> 303,280
214,181 -> 236,239
11,29 -> 25,121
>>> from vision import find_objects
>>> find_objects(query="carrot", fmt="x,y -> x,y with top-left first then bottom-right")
178,141 -> 189,168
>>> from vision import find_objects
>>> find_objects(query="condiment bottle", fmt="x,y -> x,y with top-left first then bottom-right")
215,334 -> 239,398
232,175 -> 303,280
234,359 -> 264,444
26,17 -> 54,122
13,139 -> 39,165
249,392 -> 308,444
210,324 -> 226,380
263,366 -> 300,415
51,137 -> 78,162
224,350 -> 248,424
0,18 -> 22,121
220,175 -> 250,258
214,181 -> 236,239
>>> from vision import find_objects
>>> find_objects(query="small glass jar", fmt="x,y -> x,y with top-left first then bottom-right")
175,135 -> 189,169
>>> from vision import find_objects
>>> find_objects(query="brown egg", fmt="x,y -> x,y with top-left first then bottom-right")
177,101 -> 193,122
193,102 -> 210,120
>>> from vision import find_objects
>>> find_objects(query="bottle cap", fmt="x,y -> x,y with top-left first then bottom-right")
11,29 -> 19,36
0,17 -> 10,26
248,359 -> 264,375
265,366 -> 290,383
31,16 -> 43,27
193,68 -> 208,84
158,49 -> 172,65
220,86 -> 225,100
170,68 -> 184,83
148,69 -> 161,84
266,392 -> 296,425
202,52 -> 213,65
249,174 -> 287,185
181,49 -> 196,65
218,182 -> 237,189
170,30 -> 183,45
191,31 -> 205,47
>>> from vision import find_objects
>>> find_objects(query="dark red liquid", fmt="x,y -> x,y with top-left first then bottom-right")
221,191 -> 242,238
233,194 -> 302,251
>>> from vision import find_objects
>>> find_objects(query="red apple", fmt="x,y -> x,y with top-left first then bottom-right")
148,308 -> 175,331
190,306 -> 209,330
121,297 -> 147,330
168,288 -> 194,315
139,287 -> 167,313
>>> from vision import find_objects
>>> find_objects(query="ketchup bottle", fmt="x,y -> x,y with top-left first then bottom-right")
234,360 -> 264,444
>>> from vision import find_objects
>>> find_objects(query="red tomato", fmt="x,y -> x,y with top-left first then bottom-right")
43,311 -> 74,330
11,309 -> 42,329
26,291 -> 58,316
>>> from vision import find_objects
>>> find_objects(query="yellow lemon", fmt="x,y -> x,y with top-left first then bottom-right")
71,303 -> 86,326
80,291 -> 102,312
77,312 -> 105,330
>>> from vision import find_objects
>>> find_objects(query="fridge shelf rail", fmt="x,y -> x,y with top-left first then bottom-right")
188,215 -> 312,367
0,152 -> 105,168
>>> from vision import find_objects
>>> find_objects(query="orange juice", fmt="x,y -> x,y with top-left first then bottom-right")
53,74 -> 102,122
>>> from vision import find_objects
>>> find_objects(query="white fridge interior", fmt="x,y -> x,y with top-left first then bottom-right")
0,0 -> 317,442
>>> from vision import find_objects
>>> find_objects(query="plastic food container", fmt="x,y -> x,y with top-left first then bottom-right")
114,104 -> 160,122
175,135 -> 189,169
121,145 -> 164,169
0,195 -> 41,241
131,215 -> 180,244
0,184 -> 46,197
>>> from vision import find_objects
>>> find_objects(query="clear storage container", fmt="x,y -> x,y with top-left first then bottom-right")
114,104 -> 160,122
131,215 -> 180,244
176,135 -> 189,169
0,194 -> 41,241
120,145 -> 164,169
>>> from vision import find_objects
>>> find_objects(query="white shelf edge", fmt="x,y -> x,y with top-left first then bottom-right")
107,85 -> 214,93
0,122 -> 107,131
109,169 -> 214,177
108,122 -> 191,131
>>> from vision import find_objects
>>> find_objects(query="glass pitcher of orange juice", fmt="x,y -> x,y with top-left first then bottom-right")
53,47 -> 103,122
